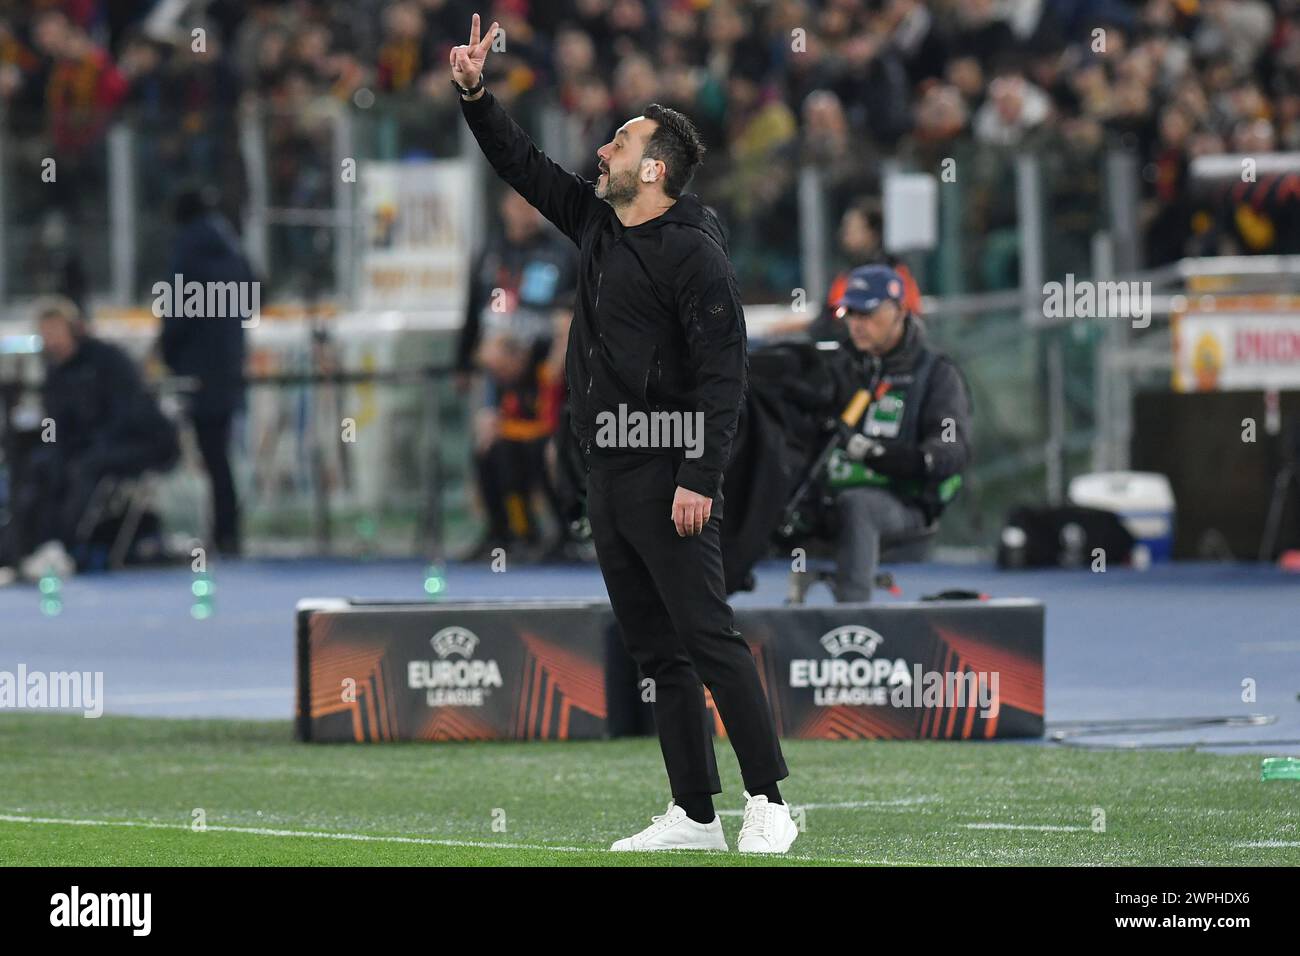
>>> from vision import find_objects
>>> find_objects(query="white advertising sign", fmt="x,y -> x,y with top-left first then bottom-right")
360,161 -> 471,312
1173,312 -> 1300,392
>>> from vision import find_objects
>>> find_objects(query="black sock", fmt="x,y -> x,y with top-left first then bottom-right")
752,782 -> 784,805
675,792 -> 715,824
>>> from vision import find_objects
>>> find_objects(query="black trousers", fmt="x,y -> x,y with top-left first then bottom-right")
587,453 -> 788,797
3,436 -> 176,565
475,436 -> 559,543
192,413 -> 240,553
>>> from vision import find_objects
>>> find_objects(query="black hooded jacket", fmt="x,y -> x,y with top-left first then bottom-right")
44,336 -> 178,467
460,91 -> 747,498
160,213 -> 255,420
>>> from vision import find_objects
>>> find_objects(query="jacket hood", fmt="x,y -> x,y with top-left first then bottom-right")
178,215 -> 244,262
645,192 -> 729,252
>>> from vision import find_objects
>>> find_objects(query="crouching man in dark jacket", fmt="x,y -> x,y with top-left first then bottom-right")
452,14 -> 794,854
824,265 -> 971,601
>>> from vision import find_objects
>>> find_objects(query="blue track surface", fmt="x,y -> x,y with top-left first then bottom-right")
2,559 -> 1297,753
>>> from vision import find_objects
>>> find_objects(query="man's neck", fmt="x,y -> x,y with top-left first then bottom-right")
877,317 -> 909,359
614,192 -> 677,228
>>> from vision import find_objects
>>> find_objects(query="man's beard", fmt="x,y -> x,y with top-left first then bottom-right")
597,167 -> 639,208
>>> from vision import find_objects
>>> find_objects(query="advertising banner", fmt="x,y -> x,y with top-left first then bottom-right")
730,603 -> 1044,740
297,599 -> 1045,742
359,160 -> 472,313
297,600 -> 613,742
1174,306 -> 1300,392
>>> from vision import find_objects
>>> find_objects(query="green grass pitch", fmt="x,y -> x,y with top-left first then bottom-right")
1,714 -> 1296,866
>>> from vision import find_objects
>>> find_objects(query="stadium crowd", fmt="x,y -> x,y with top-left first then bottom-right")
2,0 -> 1299,568
1,0 -> 1298,297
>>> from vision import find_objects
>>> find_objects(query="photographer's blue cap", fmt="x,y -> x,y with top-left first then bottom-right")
839,264 -> 904,313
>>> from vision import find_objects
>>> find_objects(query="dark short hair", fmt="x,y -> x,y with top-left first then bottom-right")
846,196 -> 882,234
642,103 -> 706,198
174,184 -> 218,224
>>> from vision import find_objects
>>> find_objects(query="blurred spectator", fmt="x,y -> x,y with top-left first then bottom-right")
1194,0 -> 1275,71
377,1 -> 434,94
810,199 -> 923,340
0,0 -> 1297,296
828,18 -> 911,146
0,16 -> 44,134
800,89 -> 879,212
945,55 -> 986,107
884,0 -> 950,88
907,80 -> 970,167
612,51 -> 659,118
159,188 -> 256,557
718,49 -> 800,294
974,74 -> 1052,147
120,31 -> 168,114
458,187 -> 576,557
1,298 -> 179,581
34,9 -> 127,154
469,310 -> 566,560
457,188 -> 577,380
771,197 -> 923,340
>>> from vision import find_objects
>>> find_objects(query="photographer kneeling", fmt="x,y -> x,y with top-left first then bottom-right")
822,265 -> 971,602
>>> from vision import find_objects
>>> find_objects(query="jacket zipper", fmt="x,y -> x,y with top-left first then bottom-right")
585,236 -> 622,446
641,346 -> 660,404
587,268 -> 600,403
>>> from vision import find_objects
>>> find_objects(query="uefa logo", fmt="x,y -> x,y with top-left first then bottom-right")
413,627 -> 501,706
431,626 -> 479,659
818,625 -> 885,658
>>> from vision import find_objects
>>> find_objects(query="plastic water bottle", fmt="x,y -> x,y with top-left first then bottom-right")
423,564 -> 447,597
38,573 -> 62,617
191,572 -> 214,619
1261,757 -> 1300,781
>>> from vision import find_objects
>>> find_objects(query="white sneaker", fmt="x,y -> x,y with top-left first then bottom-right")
610,802 -> 728,852
737,792 -> 799,854
19,541 -> 75,581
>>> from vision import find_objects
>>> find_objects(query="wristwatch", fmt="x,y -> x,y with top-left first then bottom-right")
452,76 -> 484,98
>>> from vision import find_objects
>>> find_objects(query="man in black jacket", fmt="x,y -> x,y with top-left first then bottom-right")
453,14 -> 794,854
159,189 -> 254,556
822,265 -> 971,601
1,298 -> 179,578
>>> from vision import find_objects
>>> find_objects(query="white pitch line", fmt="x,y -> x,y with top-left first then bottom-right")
1237,640 -> 1300,652
963,822 -> 1089,832
1233,840 -> 1300,848
716,797 -> 937,816
0,813 -> 936,865
0,816 -> 595,858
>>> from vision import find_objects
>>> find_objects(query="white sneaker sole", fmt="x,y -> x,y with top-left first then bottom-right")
610,837 -> 729,852
738,823 -> 799,854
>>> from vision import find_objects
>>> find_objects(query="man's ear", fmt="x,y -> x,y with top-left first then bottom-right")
640,158 -> 660,184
